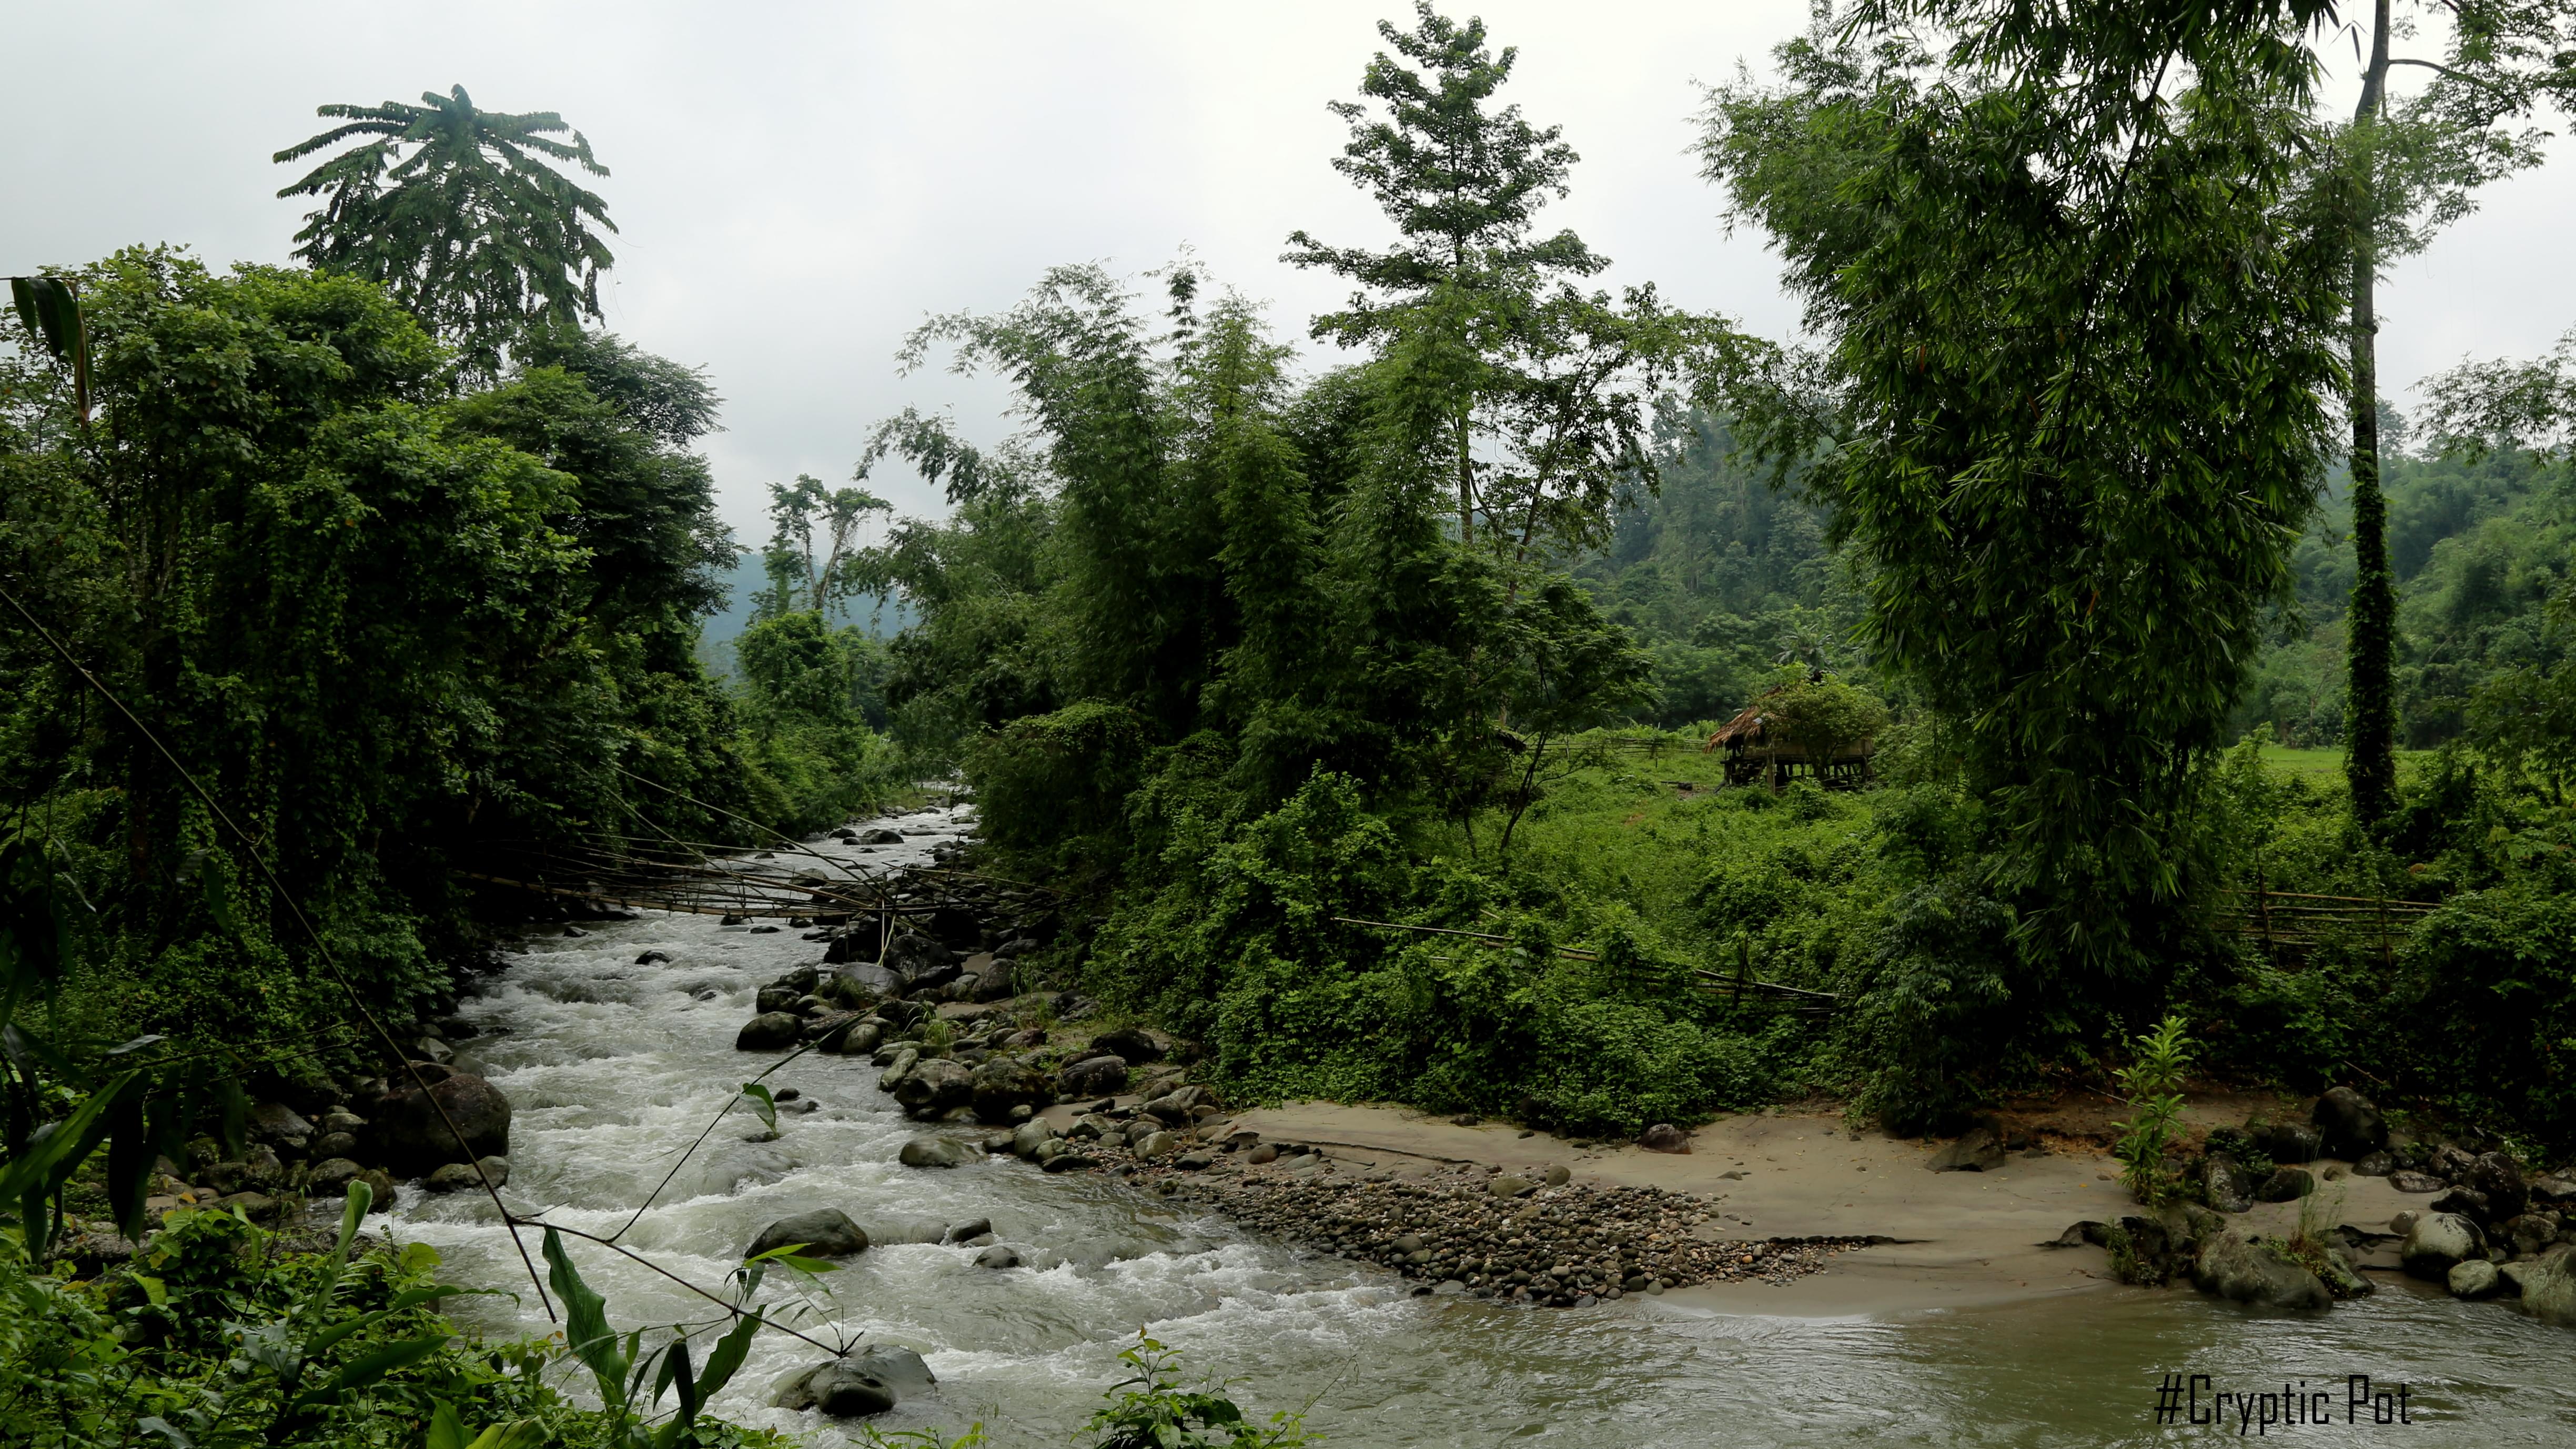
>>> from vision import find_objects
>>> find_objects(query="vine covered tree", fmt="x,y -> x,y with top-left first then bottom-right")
275,85 -> 617,379
2328,0 -> 2576,820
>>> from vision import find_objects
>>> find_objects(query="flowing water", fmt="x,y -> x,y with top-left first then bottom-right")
392,804 -> 2576,1447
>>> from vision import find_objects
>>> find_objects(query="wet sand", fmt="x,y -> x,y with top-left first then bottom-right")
1219,1099 -> 2423,1314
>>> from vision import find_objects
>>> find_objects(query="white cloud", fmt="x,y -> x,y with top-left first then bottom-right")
6,2 -> 2568,541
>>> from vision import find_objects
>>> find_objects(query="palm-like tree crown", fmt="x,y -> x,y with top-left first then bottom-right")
276,85 -> 616,377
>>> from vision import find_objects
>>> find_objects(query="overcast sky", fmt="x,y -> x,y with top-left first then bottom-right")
8,2 -> 2571,542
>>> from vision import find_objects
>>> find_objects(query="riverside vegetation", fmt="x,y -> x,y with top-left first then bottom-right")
9,2 -> 2576,1446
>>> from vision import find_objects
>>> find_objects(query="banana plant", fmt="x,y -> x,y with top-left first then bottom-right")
6,274 -> 88,422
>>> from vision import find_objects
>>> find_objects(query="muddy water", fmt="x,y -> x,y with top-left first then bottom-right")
388,804 -> 2576,1447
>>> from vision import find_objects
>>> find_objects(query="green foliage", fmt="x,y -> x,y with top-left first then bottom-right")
0,1203 -> 612,1448
1702,7 -> 2349,977
274,86 -> 617,380
0,250 -> 775,1092
1761,677 -> 1888,759
1285,5 -> 1729,557
1094,773 -> 1792,1135
2113,1014 -> 2194,1206
1081,1335 -> 1314,1449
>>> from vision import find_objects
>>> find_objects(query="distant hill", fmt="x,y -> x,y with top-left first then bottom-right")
696,552 -> 910,676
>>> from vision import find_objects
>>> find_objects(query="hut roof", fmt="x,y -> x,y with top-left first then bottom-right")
1708,686 -> 1790,750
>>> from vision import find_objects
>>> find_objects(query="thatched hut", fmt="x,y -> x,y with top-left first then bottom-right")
1705,683 -> 1878,791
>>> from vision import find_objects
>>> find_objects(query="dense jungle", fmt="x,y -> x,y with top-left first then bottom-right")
5,2 -> 2576,1446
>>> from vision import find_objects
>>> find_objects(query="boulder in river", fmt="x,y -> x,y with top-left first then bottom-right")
2388,1170 -> 2446,1194
898,1136 -> 971,1169
2448,1259 -> 2503,1299
2311,1086 -> 2387,1160
2192,1230 -> 2330,1312
894,1058 -> 974,1116
1057,1054 -> 1129,1098
2352,1150 -> 2395,1177
1927,1127 -> 2007,1172
749,1209 -> 869,1260
969,1059 -> 1052,1125
974,1244 -> 1021,1269
2400,1212 -> 2485,1280
857,828 -> 904,846
736,1013 -> 803,1052
2520,1250 -> 2576,1326
375,1072 -> 511,1175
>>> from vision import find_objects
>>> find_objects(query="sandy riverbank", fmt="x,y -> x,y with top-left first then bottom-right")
1200,1096 -> 2424,1315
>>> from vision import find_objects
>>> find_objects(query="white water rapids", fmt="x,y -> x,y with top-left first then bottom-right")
386,803 -> 2576,1446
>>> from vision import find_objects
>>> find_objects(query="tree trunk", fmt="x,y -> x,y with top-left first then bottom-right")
1457,407 -> 1475,544
2345,0 -> 2398,823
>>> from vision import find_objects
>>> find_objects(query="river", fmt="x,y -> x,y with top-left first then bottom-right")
391,804 -> 2576,1447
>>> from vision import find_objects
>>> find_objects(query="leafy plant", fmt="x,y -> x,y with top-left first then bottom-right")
1082,1335 -> 1314,1449
2113,1013 -> 2195,1206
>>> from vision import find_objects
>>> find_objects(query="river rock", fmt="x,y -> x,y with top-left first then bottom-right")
1928,1127 -> 2007,1172
1639,1123 -> 1690,1154
969,1059 -> 1052,1124
775,1362 -> 894,1417
422,1162 -> 484,1193
312,1131 -> 359,1160
307,1158 -> 362,1194
756,986 -> 803,1014
2448,1258 -> 2502,1299
2199,1153 -> 2256,1213
2502,1212 -> 2562,1259
214,1191 -> 283,1222
2255,1166 -> 2315,1203
2311,1087 -> 2387,1160
895,1058 -> 974,1116
858,827 -> 904,846
2252,1122 -> 2322,1165
1489,1175 -> 1537,1198
248,1102 -> 314,1146
2389,1170 -> 2446,1194
831,1021 -> 885,1056
2401,1213 -> 2484,1280
1057,1055 -> 1129,1097
2352,1150 -> 2395,1177
749,1209 -> 870,1260
2432,1187 -> 2492,1224
375,1072 -> 511,1175
1088,1027 -> 1166,1064
2193,1230 -> 2330,1312
975,1244 -> 1021,1269
2520,1250 -> 2576,1325
878,1048 -> 920,1091
1041,1152 -> 1099,1173
736,1012 -> 803,1051
1133,1130 -> 1181,1160
1143,1086 -> 1207,1124
898,1136 -> 970,1169
2462,1152 -> 2529,1222
1012,1119 -> 1058,1159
